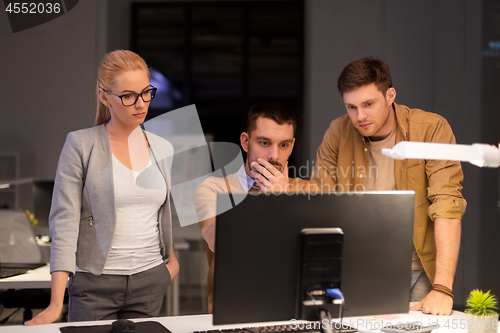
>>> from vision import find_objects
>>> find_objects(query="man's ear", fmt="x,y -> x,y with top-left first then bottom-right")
386,87 -> 396,105
240,132 -> 249,153
98,89 -> 111,107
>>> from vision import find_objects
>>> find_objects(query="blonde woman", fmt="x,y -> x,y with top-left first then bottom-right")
28,50 -> 179,325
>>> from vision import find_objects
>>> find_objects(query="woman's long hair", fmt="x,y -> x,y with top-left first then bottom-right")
95,50 -> 150,125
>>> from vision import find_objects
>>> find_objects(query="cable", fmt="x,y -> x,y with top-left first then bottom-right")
326,288 -> 345,333
306,291 -> 321,321
306,289 -> 347,333
0,307 -> 21,324
319,308 -> 334,333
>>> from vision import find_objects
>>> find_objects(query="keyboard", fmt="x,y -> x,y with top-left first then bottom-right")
193,323 -> 357,333
0,269 -> 30,279
0,263 -> 45,279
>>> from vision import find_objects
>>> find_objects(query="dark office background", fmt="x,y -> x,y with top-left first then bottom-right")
130,1 -> 305,170
1,0 -> 499,311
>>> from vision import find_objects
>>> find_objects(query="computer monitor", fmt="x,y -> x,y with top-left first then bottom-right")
213,191 -> 415,325
32,180 -> 54,236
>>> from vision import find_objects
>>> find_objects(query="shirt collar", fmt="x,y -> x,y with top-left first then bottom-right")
237,163 -> 255,191
368,124 -> 398,147
393,102 -> 409,141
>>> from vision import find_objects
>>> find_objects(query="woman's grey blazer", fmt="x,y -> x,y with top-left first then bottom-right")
49,124 -> 173,276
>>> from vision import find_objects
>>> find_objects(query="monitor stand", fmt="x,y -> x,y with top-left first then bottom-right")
297,228 -> 353,333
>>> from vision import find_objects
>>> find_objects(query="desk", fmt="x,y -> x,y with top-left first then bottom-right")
0,264 -> 51,290
0,311 -> 497,333
0,239 -> 190,290
0,240 -> 190,316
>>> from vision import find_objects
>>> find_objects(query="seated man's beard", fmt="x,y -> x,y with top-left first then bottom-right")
248,160 -> 283,180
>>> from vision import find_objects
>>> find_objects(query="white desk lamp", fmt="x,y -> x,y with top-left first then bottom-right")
382,142 -> 500,168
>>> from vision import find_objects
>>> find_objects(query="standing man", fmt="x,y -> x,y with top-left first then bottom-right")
312,57 -> 466,315
195,101 -> 304,312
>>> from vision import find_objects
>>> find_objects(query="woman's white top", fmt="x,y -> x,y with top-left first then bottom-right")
100,151 -> 167,275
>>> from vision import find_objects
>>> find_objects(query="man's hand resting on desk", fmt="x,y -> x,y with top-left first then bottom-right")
410,290 -> 453,316
411,218 -> 460,316
25,271 -> 69,325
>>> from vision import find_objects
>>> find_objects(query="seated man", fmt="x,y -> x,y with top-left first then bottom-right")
195,101 -> 305,312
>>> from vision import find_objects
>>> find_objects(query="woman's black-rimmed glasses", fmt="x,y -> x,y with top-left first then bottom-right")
105,85 -> 157,106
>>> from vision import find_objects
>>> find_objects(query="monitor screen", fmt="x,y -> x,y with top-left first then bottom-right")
213,191 -> 415,325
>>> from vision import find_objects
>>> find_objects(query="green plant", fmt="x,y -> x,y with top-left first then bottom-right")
465,290 -> 499,317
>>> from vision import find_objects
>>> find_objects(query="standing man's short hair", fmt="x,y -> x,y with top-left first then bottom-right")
246,101 -> 297,135
337,56 -> 393,96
